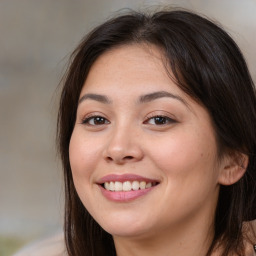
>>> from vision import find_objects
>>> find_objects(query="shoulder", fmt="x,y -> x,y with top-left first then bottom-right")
14,232 -> 67,256
244,220 -> 256,256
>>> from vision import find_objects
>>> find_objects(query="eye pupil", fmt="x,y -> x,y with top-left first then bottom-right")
155,116 -> 166,124
94,117 -> 105,124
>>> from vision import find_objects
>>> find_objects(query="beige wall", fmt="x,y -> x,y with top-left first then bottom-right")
0,0 -> 255,241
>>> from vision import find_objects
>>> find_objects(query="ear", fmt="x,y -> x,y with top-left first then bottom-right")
218,152 -> 249,186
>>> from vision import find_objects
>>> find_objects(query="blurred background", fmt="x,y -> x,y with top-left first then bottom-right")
0,0 -> 255,255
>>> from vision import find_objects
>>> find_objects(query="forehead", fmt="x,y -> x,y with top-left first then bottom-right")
91,44 -> 164,70
81,44 -> 183,96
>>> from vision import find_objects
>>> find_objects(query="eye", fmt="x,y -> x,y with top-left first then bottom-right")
82,115 -> 110,126
144,115 -> 176,125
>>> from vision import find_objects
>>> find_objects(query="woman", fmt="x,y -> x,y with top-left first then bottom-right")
57,9 -> 256,256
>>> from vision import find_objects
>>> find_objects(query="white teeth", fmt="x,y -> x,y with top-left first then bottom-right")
104,182 -> 110,190
103,180 -> 156,192
115,181 -> 123,191
132,181 -> 140,190
123,181 -> 132,191
146,182 -> 152,188
109,181 -> 115,191
139,181 -> 146,189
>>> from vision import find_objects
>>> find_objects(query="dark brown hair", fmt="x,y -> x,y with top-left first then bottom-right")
57,9 -> 256,256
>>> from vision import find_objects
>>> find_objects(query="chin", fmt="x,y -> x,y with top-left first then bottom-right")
104,225 -> 150,238
96,213 -> 152,238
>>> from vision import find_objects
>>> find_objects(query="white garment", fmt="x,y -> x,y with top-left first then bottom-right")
13,232 -> 67,256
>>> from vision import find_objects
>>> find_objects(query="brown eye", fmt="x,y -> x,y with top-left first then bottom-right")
153,116 -> 168,125
145,115 -> 176,125
82,116 -> 110,126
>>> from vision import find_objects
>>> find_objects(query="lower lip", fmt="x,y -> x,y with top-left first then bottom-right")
98,185 -> 155,202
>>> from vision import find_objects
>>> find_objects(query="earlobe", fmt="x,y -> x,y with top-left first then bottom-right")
218,153 -> 249,186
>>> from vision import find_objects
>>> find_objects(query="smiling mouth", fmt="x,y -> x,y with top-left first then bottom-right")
102,181 -> 159,192
97,174 -> 160,201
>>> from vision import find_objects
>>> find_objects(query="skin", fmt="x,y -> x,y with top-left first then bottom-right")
69,44 -> 246,256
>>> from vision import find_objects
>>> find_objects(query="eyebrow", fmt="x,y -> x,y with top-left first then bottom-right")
139,91 -> 188,107
78,93 -> 112,104
78,90 -> 189,108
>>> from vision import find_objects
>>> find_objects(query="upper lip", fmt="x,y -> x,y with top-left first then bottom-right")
97,174 -> 160,184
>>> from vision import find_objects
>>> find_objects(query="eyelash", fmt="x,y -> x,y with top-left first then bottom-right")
143,114 -> 177,126
81,113 -> 177,126
81,115 -> 110,126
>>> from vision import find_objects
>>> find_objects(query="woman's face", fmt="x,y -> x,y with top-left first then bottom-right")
69,44 -> 226,240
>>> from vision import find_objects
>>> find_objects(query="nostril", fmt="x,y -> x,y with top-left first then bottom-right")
124,156 -> 133,160
104,150 -> 141,163
107,156 -> 113,161
105,155 -> 134,163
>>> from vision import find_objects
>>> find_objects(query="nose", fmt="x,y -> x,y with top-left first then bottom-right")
103,126 -> 144,164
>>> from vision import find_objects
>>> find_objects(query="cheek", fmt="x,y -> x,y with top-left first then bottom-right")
149,132 -> 219,220
148,127 -> 219,190
69,129 -> 101,184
